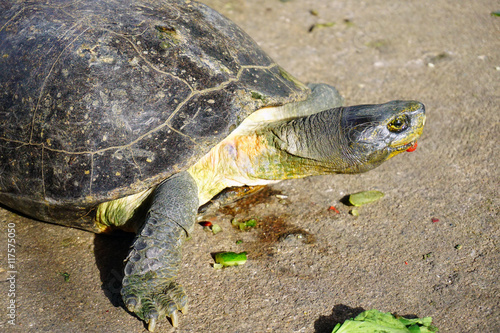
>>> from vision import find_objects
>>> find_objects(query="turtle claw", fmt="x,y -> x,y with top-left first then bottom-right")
148,317 -> 157,332
125,296 -> 138,312
170,310 -> 179,328
121,280 -> 188,329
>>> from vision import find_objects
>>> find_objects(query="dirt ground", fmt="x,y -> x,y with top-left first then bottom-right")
0,0 -> 498,332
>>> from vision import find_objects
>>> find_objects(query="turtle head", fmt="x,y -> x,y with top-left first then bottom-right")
339,100 -> 426,173
264,99 -> 425,178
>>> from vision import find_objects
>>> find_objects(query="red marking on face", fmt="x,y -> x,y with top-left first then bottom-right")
406,141 -> 418,152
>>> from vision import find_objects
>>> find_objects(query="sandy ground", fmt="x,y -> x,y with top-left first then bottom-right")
0,0 -> 499,332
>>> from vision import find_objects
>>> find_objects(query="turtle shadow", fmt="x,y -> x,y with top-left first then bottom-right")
314,304 -> 365,333
339,195 -> 354,206
93,230 -> 135,307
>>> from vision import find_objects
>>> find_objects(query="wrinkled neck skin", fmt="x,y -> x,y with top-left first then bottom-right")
188,107 -> 362,205
266,107 -> 364,176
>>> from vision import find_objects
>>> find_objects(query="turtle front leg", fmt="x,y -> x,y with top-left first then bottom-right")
121,171 -> 199,331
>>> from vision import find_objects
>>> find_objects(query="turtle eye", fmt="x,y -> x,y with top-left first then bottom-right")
387,115 -> 409,133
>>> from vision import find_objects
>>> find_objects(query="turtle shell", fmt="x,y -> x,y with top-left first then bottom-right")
0,0 -> 309,230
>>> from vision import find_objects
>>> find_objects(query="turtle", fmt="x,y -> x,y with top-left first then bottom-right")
0,0 -> 425,330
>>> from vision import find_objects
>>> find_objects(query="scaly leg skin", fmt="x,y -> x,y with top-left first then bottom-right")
121,171 -> 199,331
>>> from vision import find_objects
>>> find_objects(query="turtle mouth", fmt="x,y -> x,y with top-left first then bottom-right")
405,141 -> 418,152
391,140 -> 418,153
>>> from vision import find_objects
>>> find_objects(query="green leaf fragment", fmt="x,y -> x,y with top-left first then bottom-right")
235,218 -> 257,231
491,11 -> 500,17
331,309 -> 438,333
309,22 -> 335,32
349,191 -> 384,206
211,223 -> 222,235
214,252 -> 247,267
59,272 -> 70,282
244,219 -> 257,227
